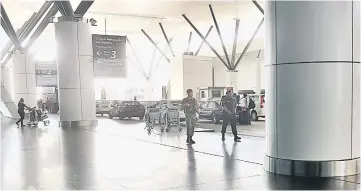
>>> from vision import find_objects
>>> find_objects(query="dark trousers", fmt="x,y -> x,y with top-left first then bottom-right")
221,114 -> 237,136
17,111 -> 25,126
185,113 -> 196,138
239,109 -> 250,125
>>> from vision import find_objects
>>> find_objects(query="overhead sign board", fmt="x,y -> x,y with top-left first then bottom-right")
35,61 -> 57,87
92,34 -> 127,78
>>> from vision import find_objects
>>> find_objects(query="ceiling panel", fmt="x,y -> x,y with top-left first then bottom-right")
1,0 -> 265,59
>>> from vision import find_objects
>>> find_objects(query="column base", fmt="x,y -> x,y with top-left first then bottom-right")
264,155 -> 360,177
59,120 -> 98,128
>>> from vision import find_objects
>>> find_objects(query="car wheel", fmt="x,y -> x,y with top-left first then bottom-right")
108,113 -> 113,119
211,113 -> 220,124
251,111 -> 258,121
118,113 -> 124,120
139,115 -> 144,120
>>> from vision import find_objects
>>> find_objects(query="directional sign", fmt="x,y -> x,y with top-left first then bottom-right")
35,61 -> 57,87
92,34 -> 127,78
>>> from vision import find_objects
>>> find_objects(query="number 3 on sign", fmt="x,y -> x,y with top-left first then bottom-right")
111,51 -> 116,58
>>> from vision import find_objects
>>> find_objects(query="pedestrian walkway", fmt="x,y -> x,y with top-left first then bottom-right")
1,115 -> 359,190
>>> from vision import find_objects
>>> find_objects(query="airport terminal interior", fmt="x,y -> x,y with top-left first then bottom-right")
0,0 -> 360,190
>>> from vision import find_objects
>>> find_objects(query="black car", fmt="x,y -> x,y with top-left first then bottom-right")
199,100 -> 223,124
108,101 -> 145,120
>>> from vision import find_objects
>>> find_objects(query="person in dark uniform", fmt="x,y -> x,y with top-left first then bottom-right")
16,98 -> 28,127
221,91 -> 241,142
181,89 -> 199,144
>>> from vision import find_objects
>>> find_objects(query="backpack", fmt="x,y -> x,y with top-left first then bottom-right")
249,98 -> 256,109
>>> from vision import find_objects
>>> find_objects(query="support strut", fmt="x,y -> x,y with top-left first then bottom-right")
141,29 -> 170,63
195,26 -> 213,56
233,18 -> 264,70
182,14 -> 230,70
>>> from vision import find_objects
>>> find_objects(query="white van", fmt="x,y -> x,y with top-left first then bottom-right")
248,94 -> 265,121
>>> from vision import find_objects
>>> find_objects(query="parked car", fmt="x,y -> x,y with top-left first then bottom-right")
248,94 -> 266,121
199,100 -> 223,124
96,100 -> 111,116
108,100 -> 145,120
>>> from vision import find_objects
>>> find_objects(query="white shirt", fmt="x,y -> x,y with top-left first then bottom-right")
239,97 -> 250,108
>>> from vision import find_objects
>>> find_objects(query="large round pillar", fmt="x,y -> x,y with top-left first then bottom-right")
264,1 -> 360,177
12,51 -> 37,108
55,17 -> 97,127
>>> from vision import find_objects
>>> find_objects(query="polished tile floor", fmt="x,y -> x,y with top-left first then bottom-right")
1,115 -> 360,190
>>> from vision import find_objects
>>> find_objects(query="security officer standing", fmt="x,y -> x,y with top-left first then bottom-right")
221,90 -> 242,142
181,89 -> 199,144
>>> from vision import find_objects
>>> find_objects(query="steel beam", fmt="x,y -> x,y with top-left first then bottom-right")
187,32 -> 192,53
257,49 -> 261,58
141,29 -> 170,63
20,13 -> 37,37
159,22 -> 175,57
126,38 -> 148,79
182,14 -> 230,70
0,3 -> 22,50
24,4 -> 58,51
0,15 -> 32,60
230,19 -> 240,68
54,0 -> 73,16
74,0 -> 94,17
195,26 -> 213,56
148,45 -> 157,79
233,18 -> 264,70
1,1 -> 51,65
19,1 -> 52,44
149,38 -> 172,80
252,0 -> 264,15
0,17 -> 19,50
0,28 -> 21,59
209,5 -> 231,68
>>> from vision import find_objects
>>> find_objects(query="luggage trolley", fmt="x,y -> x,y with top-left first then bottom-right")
145,101 -> 181,133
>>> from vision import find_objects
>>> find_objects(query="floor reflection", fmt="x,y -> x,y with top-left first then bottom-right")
187,145 -> 197,189
1,115 -> 360,190
222,142 -> 237,189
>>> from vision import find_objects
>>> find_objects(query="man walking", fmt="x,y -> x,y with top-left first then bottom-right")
221,90 -> 241,142
181,89 -> 199,144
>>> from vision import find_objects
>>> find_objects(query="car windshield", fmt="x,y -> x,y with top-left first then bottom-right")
120,101 -> 134,106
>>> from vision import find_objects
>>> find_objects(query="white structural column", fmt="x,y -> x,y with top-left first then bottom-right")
55,17 -> 97,127
264,1 -> 360,177
12,51 -> 37,108
226,70 -> 238,92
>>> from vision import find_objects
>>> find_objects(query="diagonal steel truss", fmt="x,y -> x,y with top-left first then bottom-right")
182,1 -> 264,70
1,3 -> 22,50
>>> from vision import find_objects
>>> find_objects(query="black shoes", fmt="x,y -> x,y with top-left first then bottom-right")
234,136 -> 241,142
222,134 -> 241,141
186,137 -> 195,144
